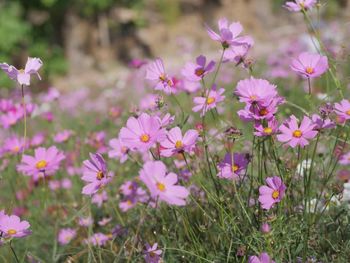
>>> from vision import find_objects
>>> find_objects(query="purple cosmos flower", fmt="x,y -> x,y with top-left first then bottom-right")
2,136 -> 26,155
277,115 -> 318,148
311,114 -> 335,130
284,0 -> 317,12
206,18 -> 253,49
119,181 -> 148,212
254,118 -> 279,137
192,86 -> 225,116
248,252 -> 275,263
339,152 -> 350,166
334,99 -> 350,121
0,214 -> 31,238
144,243 -> 162,263
259,176 -> 286,210
0,57 -> 43,86
119,113 -> 166,153
84,233 -> 110,246
145,58 -> 175,94
54,130 -> 73,143
58,228 -> 76,245
17,146 -> 65,181
160,127 -> 199,157
290,52 -> 328,79
181,55 -> 215,82
108,138 -> 128,163
217,153 -> 250,179
92,191 -> 108,207
78,217 -> 93,227
81,153 -> 113,195
223,44 -> 252,64
139,161 -> 189,206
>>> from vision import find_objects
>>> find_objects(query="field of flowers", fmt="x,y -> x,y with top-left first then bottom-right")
1,0 -> 350,262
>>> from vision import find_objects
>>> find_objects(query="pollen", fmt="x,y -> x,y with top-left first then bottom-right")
293,130 -> 302,138
7,229 -> 17,235
140,134 -> 150,143
305,67 -> 314,74
96,171 -> 105,180
156,182 -> 166,192
207,97 -> 215,105
346,110 -> 350,116
159,74 -> 166,81
13,146 -> 20,153
249,95 -> 257,100
232,164 -> 239,172
272,190 -> 279,199
263,127 -> 273,134
195,68 -> 205,76
36,160 -> 47,170
175,140 -> 183,149
259,108 -> 268,116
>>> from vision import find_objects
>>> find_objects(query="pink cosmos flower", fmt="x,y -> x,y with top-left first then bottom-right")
92,191 -> 108,207
108,138 -> 128,163
58,228 -> 76,245
119,113 -> 166,153
181,55 -> 215,82
217,153 -> 250,179
248,252 -> 275,263
277,115 -> 318,148
311,114 -> 335,130
61,178 -> 72,189
290,52 -> 328,78
0,57 -> 43,86
30,132 -> 45,147
0,214 -> 31,238
206,18 -> 253,49
139,161 -> 189,206
145,58 -> 175,94
284,0 -> 317,12
98,217 -> 112,226
17,146 -> 65,181
339,152 -> 350,166
48,180 -> 61,191
119,181 -> 148,212
54,130 -> 73,143
2,136 -> 26,155
84,233 -> 110,246
78,217 -> 93,227
81,153 -> 113,195
160,127 -> 199,157
192,86 -> 225,116
223,44 -> 252,64
254,118 -> 279,137
259,176 -> 286,210
334,99 -> 350,121
144,243 -> 162,263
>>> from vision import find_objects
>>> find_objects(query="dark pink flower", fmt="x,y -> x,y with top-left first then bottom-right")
259,176 -> 286,210
217,153 -> 249,179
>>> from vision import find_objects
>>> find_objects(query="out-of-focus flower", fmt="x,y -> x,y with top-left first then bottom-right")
144,243 -> 162,263
84,233 -> 110,246
92,191 -> 108,207
290,52 -> 328,78
54,130 -> 73,143
58,228 -> 76,245
284,0 -> 317,12
334,99 -> 350,121
248,252 -> 275,263
108,138 -> 128,163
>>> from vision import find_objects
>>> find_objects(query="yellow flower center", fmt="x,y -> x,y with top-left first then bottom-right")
305,67 -> 314,74
96,171 -> 105,180
263,127 -> 273,134
156,182 -> 166,192
272,190 -> 279,199
259,108 -> 268,116
293,130 -> 302,138
121,146 -> 128,154
346,110 -> 350,116
7,229 -> 17,235
36,160 -> 47,170
150,251 -> 156,258
140,134 -> 150,143
175,140 -> 183,149
207,97 -> 215,105
127,200 -> 132,205
249,95 -> 257,100
232,164 -> 239,172
195,68 -> 205,76
159,74 -> 166,81
13,146 -> 20,153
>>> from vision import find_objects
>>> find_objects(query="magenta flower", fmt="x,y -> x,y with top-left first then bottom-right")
58,228 -> 76,245
144,243 -> 162,263
0,57 -> 43,86
192,87 -> 225,116
238,97 -> 283,122
139,161 -> 189,206
254,118 -> 279,137
160,127 -> 199,157
259,176 -> 286,210
119,113 -> 166,153
291,52 -> 328,79
248,252 -> 275,263
181,55 -> 215,82
145,58 -> 175,94
0,214 -> 31,238
284,0 -> 317,12
108,138 -> 128,163
17,146 -> 65,181
81,153 -> 113,195
276,115 -> 318,148
217,153 -> 249,179
334,99 -> 350,121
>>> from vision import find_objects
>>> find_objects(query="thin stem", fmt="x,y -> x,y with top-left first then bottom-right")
21,84 -> 27,156
10,241 -> 20,263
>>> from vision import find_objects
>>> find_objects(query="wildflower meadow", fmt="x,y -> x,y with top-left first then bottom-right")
1,0 -> 350,262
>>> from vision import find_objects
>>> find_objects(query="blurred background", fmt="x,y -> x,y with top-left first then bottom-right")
0,0 -> 349,90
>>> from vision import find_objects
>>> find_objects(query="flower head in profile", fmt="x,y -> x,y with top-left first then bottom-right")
81,153 -> 113,195
181,55 -> 215,82
277,115 -> 318,148
108,138 -> 129,163
146,58 -> 175,94
92,190 -> 108,207
160,127 -> 199,157
0,213 -> 31,238
259,176 -> 286,210
254,118 -> 279,137
0,57 -> 43,86
192,86 -> 225,117
217,153 -> 249,179
290,52 -> 328,79
119,113 -> 166,153
58,228 -> 76,245
311,114 -> 335,130
334,99 -> 350,121
248,252 -> 275,263
17,146 -> 65,181
139,161 -> 189,206
284,0 -> 317,12
144,243 -> 162,263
